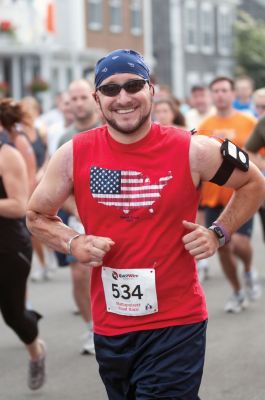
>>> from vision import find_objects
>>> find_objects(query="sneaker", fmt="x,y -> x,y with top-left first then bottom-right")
43,267 -> 55,281
197,259 -> 210,283
30,268 -> 45,282
30,252 -> 45,282
28,340 -> 46,390
245,270 -> 262,301
81,331 -> 95,355
224,292 -> 248,313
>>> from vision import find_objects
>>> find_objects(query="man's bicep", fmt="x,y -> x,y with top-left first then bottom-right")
28,143 -> 73,215
190,135 -> 224,183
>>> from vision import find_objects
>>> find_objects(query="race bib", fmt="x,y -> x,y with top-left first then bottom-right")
102,267 -> 158,316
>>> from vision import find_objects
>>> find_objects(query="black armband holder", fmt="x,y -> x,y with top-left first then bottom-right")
209,139 -> 249,186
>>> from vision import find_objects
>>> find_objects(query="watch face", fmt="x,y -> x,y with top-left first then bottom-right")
213,226 -> 224,239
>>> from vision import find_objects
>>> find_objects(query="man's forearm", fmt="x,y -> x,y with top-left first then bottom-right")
217,179 -> 265,234
26,210 -> 79,254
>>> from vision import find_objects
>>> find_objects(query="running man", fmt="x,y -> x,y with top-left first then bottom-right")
26,50 -> 265,400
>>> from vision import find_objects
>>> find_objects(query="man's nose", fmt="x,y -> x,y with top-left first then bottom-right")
117,88 -> 132,101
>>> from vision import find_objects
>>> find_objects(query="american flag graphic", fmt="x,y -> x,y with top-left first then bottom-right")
90,166 -> 173,211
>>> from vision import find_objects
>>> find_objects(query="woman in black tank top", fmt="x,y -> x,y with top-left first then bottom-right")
0,99 -> 46,390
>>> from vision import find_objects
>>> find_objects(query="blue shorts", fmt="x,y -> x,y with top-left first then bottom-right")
94,320 -> 207,400
205,206 -> 253,237
55,209 -> 69,267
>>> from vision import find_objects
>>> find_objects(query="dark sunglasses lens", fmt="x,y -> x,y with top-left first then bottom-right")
98,80 -> 147,96
125,80 -> 146,94
100,84 -> 120,97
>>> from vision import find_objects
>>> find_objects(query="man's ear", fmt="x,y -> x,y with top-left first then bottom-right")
92,92 -> 99,103
149,84 -> 155,96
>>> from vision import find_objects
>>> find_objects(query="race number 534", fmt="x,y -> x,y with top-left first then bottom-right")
102,267 -> 158,316
112,283 -> 143,300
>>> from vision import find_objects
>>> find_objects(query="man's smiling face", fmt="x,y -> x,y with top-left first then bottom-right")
94,73 -> 153,136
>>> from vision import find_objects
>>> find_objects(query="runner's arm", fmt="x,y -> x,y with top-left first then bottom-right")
26,141 -> 75,253
183,135 -> 265,260
26,141 -> 114,266
190,134 -> 265,233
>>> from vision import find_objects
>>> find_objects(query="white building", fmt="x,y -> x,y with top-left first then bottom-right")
152,0 -> 240,99
0,0 -> 103,110
0,0 -> 153,110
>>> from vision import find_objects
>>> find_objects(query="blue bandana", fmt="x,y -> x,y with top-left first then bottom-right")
94,49 -> 150,89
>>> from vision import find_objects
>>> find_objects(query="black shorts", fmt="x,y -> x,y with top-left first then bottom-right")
94,320 -> 207,400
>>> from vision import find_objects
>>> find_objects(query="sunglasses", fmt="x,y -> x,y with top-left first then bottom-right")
96,79 -> 149,97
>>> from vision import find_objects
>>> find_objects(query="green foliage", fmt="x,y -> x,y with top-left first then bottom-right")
234,11 -> 265,88
27,77 -> 49,93
0,81 -> 8,93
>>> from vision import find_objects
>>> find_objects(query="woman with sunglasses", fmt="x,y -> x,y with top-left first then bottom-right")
0,99 -> 46,390
27,49 -> 265,400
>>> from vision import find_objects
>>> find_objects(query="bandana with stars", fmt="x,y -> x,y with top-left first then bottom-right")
94,49 -> 150,89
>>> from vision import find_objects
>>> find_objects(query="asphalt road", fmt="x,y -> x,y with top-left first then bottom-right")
1,215 -> 265,400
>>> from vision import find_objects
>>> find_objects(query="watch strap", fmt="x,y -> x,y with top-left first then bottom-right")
208,226 -> 226,247
208,221 -> 230,247
212,221 -> 230,243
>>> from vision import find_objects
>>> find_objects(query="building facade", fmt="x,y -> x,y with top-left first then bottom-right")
2,0 -> 254,107
239,0 -> 265,20
0,0 -> 151,110
152,0 -> 240,100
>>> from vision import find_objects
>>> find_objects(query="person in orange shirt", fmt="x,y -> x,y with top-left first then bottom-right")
198,76 -> 262,313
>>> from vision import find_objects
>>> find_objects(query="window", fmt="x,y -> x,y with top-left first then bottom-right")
109,0 -> 123,33
200,2 -> 214,54
67,67 -> 73,86
184,0 -> 198,52
218,5 -> 233,55
202,72 -> 214,86
88,0 -> 103,31
52,67 -> 59,93
186,72 -> 200,94
130,0 -> 142,36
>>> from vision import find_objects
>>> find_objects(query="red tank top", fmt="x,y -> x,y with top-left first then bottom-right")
73,123 -> 208,336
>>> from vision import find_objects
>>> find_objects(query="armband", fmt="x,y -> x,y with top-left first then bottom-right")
210,139 -> 249,186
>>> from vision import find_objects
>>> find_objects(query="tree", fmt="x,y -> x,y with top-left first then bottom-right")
234,11 -> 265,88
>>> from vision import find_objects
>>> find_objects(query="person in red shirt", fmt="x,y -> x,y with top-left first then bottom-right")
26,50 -> 265,400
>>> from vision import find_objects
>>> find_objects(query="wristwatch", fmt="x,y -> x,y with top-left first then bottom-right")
208,221 -> 230,247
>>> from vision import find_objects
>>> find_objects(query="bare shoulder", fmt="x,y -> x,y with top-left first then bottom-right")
0,143 -> 26,180
189,135 -> 222,181
15,133 -> 33,151
1,143 -> 25,166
